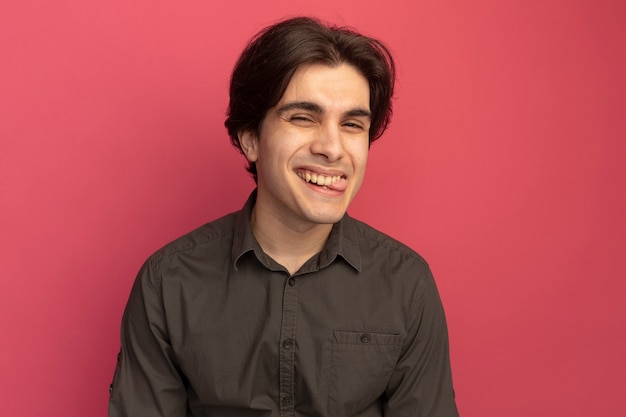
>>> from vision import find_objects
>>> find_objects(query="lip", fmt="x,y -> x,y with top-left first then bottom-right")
295,167 -> 348,193
301,179 -> 345,195
295,166 -> 347,178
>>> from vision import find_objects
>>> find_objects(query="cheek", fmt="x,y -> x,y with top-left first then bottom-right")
350,142 -> 369,168
257,141 -> 292,175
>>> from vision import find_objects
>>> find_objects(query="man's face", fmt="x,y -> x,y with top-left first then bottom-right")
240,63 -> 371,230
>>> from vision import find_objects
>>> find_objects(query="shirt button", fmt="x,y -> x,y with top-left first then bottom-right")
288,277 -> 295,286
283,338 -> 295,349
360,333 -> 371,343
282,396 -> 293,406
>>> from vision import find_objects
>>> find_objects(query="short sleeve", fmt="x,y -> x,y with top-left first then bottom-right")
108,257 -> 188,417
383,265 -> 459,417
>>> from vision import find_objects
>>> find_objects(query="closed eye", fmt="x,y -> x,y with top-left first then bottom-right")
289,115 -> 316,126
343,121 -> 367,132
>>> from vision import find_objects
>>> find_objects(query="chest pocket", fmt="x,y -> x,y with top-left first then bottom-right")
327,330 -> 402,417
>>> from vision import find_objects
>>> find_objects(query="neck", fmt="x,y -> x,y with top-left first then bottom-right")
250,205 -> 333,275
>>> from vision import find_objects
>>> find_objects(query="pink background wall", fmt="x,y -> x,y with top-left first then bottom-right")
1,1 -> 625,416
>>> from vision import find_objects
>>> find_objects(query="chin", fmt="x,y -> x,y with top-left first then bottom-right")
306,210 -> 346,225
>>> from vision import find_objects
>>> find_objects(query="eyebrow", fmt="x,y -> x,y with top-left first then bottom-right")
276,101 -> 371,120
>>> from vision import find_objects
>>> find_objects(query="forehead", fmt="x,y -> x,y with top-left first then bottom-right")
277,63 -> 370,111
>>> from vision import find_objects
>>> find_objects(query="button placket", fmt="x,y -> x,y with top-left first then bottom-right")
278,276 -> 298,417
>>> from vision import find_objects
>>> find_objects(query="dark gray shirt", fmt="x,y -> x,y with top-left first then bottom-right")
108,191 -> 459,417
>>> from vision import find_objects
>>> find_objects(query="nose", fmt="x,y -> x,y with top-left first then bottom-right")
310,124 -> 345,161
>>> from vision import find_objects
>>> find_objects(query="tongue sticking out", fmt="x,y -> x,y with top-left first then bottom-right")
298,170 -> 348,192
322,177 -> 347,192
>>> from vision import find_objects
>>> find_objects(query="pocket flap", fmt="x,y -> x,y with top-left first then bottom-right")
332,330 -> 401,346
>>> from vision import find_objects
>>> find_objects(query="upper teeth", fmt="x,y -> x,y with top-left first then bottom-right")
298,171 -> 341,186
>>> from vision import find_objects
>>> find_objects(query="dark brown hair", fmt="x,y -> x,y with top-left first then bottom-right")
225,16 -> 396,181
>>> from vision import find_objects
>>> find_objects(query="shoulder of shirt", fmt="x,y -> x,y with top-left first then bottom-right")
147,210 -> 238,262
345,215 -> 431,271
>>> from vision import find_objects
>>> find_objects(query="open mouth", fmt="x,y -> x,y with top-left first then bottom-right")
297,170 -> 342,187
297,169 -> 346,191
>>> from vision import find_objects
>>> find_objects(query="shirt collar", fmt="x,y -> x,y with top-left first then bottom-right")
232,189 -> 362,273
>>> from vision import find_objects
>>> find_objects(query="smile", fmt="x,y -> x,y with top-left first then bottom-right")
297,170 -> 343,187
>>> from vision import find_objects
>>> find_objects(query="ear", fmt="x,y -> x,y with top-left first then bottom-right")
238,130 -> 259,163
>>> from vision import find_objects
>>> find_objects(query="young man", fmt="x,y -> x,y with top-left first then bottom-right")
109,16 -> 459,417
